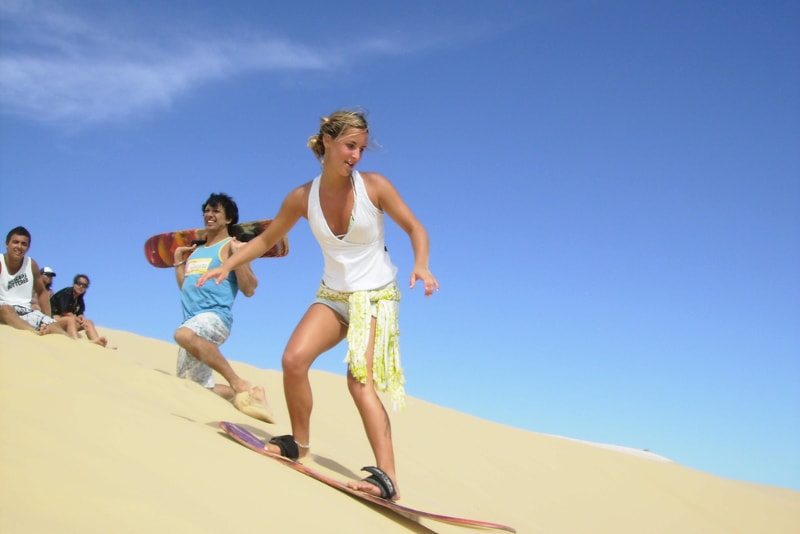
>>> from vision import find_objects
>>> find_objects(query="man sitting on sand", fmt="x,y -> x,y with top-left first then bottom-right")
31,266 -> 56,311
51,274 -> 112,348
172,192 -> 273,423
0,226 -> 71,338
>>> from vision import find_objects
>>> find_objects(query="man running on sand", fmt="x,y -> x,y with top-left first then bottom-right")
172,193 -> 274,423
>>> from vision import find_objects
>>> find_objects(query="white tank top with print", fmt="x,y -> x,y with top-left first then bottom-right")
0,255 -> 34,306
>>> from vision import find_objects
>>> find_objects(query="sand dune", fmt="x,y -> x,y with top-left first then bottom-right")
1,326 -> 798,533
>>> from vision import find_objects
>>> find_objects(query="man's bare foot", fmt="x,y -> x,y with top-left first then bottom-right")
38,323 -> 65,336
39,322 -> 71,338
233,385 -> 274,424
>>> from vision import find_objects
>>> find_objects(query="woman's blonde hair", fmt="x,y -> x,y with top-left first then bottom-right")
307,110 -> 369,161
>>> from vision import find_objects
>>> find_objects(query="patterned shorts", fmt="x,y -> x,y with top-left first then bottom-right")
176,312 -> 230,389
12,305 -> 56,332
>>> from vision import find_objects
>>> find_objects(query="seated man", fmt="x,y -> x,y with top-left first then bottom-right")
0,226 -> 70,337
50,274 -> 111,348
31,266 -> 56,311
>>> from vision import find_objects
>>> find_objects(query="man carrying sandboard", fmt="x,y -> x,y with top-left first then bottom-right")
172,192 -> 274,423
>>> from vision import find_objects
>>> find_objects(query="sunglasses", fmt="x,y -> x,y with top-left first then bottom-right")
75,282 -> 89,288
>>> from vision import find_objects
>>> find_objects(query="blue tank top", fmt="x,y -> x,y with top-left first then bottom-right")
180,238 -> 238,329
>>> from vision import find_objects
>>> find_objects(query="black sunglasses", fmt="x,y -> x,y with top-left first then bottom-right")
75,281 -> 89,288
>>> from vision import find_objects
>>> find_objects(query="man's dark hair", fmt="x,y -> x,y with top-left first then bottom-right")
73,274 -> 90,285
202,193 -> 239,232
5,226 -> 31,245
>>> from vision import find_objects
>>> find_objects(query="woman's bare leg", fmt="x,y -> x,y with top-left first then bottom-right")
268,303 -> 346,458
346,317 -> 400,499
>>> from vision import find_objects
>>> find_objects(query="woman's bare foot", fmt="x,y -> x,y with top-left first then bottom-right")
347,467 -> 399,501
90,336 -> 116,349
265,435 -> 308,461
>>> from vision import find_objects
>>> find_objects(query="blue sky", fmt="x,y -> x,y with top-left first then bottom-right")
2,0 -> 798,491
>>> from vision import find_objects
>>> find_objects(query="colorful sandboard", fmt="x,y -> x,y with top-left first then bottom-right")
219,421 -> 516,532
144,219 -> 288,268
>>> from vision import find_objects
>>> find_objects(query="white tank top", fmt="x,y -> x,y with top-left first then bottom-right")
308,170 -> 397,292
0,255 -> 34,306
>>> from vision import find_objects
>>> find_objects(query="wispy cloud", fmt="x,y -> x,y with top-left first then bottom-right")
0,2 -> 361,125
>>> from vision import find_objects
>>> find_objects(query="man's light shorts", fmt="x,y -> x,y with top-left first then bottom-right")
12,305 -> 56,331
176,312 -> 230,389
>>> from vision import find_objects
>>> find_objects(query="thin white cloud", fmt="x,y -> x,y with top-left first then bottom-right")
0,1 -> 494,127
4,39 -> 331,122
0,3 -> 341,125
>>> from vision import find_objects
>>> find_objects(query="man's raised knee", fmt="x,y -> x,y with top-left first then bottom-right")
174,327 -> 191,345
